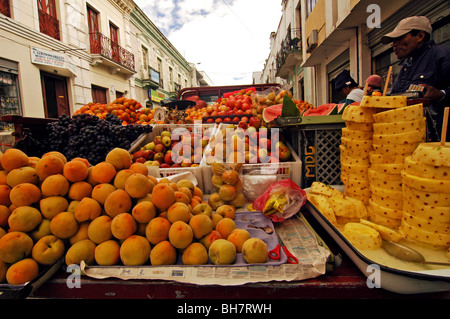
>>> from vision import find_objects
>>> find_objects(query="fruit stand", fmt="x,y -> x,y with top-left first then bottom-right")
0,88 -> 448,301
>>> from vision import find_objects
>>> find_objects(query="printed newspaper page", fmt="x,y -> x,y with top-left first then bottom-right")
81,214 -> 330,286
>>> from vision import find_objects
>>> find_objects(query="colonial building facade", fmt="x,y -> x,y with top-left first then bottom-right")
0,0 -> 209,134
261,0 -> 449,106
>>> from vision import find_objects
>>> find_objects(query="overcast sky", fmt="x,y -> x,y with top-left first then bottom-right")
134,0 -> 282,86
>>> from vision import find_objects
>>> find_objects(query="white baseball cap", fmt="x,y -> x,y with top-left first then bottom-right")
381,16 -> 432,44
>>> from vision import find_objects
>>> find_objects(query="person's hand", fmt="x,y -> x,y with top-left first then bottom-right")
419,84 -> 445,102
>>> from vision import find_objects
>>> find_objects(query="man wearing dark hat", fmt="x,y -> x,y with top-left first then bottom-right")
334,70 -> 364,106
381,16 -> 450,142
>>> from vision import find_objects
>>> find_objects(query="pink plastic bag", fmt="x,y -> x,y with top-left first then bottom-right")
252,179 -> 307,222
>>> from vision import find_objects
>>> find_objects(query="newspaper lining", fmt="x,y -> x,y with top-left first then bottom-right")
81,214 -> 330,286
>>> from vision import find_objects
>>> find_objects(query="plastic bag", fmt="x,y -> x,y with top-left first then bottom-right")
252,179 -> 307,222
209,161 -> 246,210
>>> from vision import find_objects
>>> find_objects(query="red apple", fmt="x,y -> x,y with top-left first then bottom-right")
276,141 -> 291,161
132,150 -> 147,160
249,131 -> 259,145
249,116 -> 261,129
135,157 -> 146,163
164,152 -> 174,165
154,136 -> 163,144
238,121 -> 248,130
154,143 -> 166,153
154,152 -> 165,163
259,137 -> 271,151
145,150 -> 155,160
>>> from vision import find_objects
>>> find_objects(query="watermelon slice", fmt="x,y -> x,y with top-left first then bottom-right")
302,103 -> 336,116
328,102 -> 357,115
262,104 -> 283,123
262,95 -> 300,122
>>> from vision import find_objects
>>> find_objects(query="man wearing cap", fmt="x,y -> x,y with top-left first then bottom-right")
365,75 -> 383,95
381,16 -> 450,142
334,70 -> 364,106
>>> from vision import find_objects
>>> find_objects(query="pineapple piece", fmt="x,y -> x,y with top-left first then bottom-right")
359,219 -> 403,242
360,95 -> 406,109
404,156 -> 450,180
307,193 -> 337,225
342,105 -> 377,123
310,182 -> 333,197
343,222 -> 382,250
328,196 -> 367,219
411,142 -> 450,167
372,118 -> 426,135
372,103 -> 423,123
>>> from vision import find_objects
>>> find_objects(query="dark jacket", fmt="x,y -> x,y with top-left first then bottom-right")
390,40 -> 450,142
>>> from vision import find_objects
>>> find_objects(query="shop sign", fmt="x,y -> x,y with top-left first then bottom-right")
300,129 -> 316,188
31,47 -> 65,67
149,89 -> 165,102
150,68 -> 160,83
30,47 -> 77,76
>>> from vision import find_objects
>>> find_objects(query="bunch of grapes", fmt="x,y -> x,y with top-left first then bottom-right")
36,113 -> 152,165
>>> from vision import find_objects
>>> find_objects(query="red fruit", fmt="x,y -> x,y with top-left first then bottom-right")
227,99 -> 236,108
187,95 -> 200,101
196,100 -> 206,109
135,157 -> 146,163
164,152 -> 174,165
242,102 -> 250,110
154,144 -> 166,153
277,141 -> 291,161
145,150 -> 155,160
249,116 -> 261,129
132,150 -> 148,160
238,121 -> 248,130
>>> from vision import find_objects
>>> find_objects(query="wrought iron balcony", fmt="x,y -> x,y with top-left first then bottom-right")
89,32 -> 135,72
276,28 -> 303,78
38,9 -> 60,40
